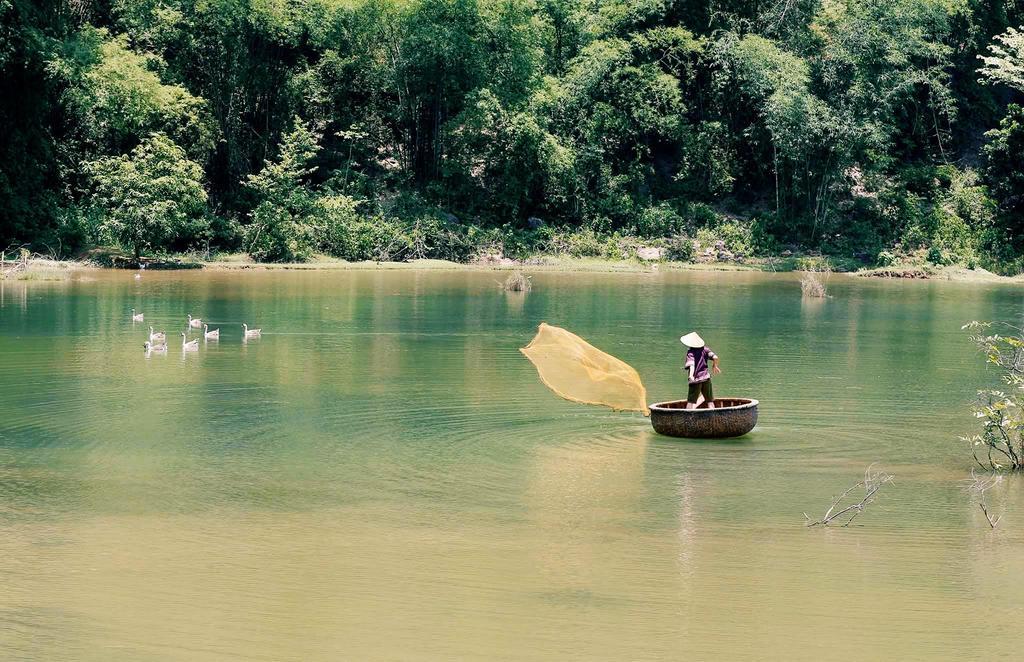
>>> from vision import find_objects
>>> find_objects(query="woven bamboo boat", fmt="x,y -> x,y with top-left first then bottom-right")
648,398 -> 758,439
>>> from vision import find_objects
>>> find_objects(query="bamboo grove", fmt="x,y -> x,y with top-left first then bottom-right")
3,1 -> 1024,267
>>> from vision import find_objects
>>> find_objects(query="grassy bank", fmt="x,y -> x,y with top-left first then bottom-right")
0,254 -> 79,281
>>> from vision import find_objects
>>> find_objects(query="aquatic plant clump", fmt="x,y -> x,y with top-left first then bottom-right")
799,268 -> 830,298
502,271 -> 531,292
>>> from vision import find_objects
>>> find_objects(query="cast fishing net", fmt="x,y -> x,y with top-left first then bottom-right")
520,323 -> 649,415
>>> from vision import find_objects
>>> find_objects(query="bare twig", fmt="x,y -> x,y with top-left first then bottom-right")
965,469 -> 1004,528
804,465 -> 894,527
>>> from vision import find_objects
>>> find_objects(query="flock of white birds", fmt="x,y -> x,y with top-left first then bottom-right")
132,308 -> 261,354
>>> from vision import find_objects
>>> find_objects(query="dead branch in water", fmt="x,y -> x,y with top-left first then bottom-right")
804,465 -> 894,527
966,469 -> 1004,528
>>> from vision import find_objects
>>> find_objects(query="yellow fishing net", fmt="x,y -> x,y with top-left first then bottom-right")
521,323 -> 649,415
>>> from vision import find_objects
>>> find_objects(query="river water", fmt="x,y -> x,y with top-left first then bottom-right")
2,268 -> 1023,660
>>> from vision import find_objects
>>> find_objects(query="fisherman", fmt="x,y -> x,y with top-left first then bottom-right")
681,332 -> 720,409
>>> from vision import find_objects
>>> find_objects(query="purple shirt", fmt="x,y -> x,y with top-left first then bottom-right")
685,347 -> 717,384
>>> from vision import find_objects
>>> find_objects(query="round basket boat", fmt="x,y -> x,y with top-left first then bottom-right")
648,398 -> 759,439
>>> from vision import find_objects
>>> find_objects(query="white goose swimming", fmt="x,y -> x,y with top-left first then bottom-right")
131,308 -> 144,322
181,332 -> 200,351
143,340 -> 167,352
204,324 -> 220,340
188,314 -> 203,328
243,323 -> 262,339
149,326 -> 166,343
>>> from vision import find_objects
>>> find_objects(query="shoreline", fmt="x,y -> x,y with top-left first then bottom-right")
3,254 -> 1020,283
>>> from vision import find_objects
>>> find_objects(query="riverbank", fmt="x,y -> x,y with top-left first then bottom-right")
3,251 -> 1019,283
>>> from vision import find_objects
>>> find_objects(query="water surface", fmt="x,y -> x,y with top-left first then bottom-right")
2,269 -> 1023,660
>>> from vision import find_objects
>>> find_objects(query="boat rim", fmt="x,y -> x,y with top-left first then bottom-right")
649,398 -> 759,413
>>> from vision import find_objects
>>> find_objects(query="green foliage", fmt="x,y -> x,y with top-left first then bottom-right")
984,104 -> 1024,241
343,217 -> 415,262
931,166 -> 992,264
52,27 -> 216,160
979,26 -> 1024,92
634,203 -> 684,238
876,250 -> 898,266
2,0 -> 1024,272
408,215 -> 478,262
664,235 -> 695,261
244,119 -> 320,262
318,194 -> 364,259
87,133 -> 208,260
963,321 -> 1024,471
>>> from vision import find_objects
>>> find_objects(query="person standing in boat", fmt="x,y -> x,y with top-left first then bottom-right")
681,332 -> 720,409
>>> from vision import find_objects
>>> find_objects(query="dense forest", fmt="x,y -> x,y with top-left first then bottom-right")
3,0 -> 1024,268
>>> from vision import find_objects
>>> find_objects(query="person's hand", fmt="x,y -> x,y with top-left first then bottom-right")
713,365 -> 721,375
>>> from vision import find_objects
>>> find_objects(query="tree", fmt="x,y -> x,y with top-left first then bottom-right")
50,25 -> 217,203
244,119 -> 321,262
983,104 -> 1024,241
87,133 -> 208,261
810,0 -> 960,163
0,0 -> 68,246
979,26 -> 1024,92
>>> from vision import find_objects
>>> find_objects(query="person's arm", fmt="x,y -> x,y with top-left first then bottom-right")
685,354 -> 695,381
712,355 -> 721,375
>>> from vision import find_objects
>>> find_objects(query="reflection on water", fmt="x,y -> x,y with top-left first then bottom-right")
2,269 -> 1024,660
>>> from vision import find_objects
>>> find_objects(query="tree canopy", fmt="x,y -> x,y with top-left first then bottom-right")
3,0 -> 1024,268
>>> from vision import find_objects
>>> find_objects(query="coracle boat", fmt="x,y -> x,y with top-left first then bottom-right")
648,398 -> 758,439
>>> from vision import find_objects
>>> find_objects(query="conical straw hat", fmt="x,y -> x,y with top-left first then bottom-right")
680,332 -> 704,348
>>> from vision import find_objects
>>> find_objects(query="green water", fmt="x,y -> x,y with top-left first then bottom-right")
2,269 -> 1024,660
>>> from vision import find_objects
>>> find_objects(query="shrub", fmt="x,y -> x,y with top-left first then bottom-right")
665,235 -> 695,261
634,204 -> 684,238
549,227 -> 604,257
928,167 -> 991,266
246,199 -> 318,262
318,194 -> 363,258
691,217 -> 765,256
43,205 -> 102,257
209,214 -> 243,252
876,250 -> 897,266
963,321 -> 1024,471
683,202 -> 720,228
347,217 -> 414,262
409,215 -> 477,262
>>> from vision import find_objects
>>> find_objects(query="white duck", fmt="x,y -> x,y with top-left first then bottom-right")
243,323 -> 262,339
204,324 -> 220,340
144,340 -> 167,352
188,314 -> 203,328
181,332 -> 200,351
131,308 -> 144,322
149,326 -> 166,343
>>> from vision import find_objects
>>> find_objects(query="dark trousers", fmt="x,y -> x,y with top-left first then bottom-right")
687,379 -> 713,405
